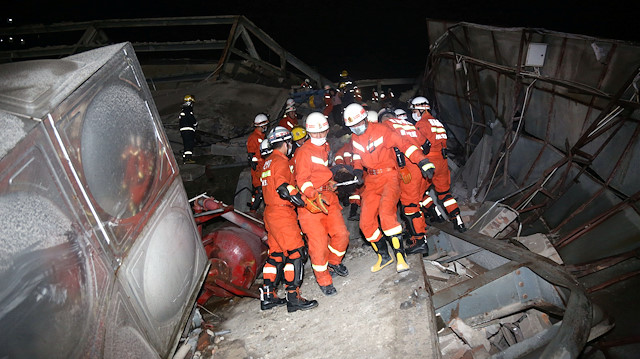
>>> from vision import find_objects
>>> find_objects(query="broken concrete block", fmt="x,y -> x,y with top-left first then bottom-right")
515,233 -> 563,264
472,202 -> 518,238
449,317 -> 491,352
518,309 -> 552,339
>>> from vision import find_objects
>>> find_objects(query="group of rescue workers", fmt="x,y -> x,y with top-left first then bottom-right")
244,78 -> 467,313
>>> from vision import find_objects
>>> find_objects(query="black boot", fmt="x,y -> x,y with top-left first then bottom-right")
259,284 -> 286,311
370,237 -> 393,272
452,214 -> 467,233
319,284 -> 337,296
405,235 -> 429,255
348,203 -> 359,221
286,288 -> 319,313
424,205 -> 445,223
328,263 -> 349,277
389,234 -> 410,272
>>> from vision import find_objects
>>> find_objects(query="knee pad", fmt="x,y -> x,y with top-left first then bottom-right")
285,247 -> 306,288
267,252 -> 285,285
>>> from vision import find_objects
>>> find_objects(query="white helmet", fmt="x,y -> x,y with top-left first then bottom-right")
367,110 -> 379,123
343,103 -> 368,127
260,138 -> 272,156
254,113 -> 269,126
267,126 -> 292,145
305,112 -> 329,133
410,96 -> 430,110
286,98 -> 295,107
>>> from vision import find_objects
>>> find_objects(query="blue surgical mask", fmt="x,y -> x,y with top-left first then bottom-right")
350,122 -> 367,135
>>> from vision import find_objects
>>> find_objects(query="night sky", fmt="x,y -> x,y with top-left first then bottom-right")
4,1 -> 637,81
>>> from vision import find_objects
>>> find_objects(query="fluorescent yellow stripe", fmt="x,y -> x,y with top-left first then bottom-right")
329,245 -> 346,257
349,195 -> 360,200
366,228 -> 381,242
261,170 -> 271,178
312,261 -> 328,272
300,181 -> 314,193
383,225 -> 403,236
405,145 -> 419,158
263,267 -> 277,274
436,128 -> 447,133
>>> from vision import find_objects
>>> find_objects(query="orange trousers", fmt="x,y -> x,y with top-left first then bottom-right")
399,164 -> 427,236
298,191 -> 349,287
422,154 -> 459,217
263,205 -> 305,284
360,170 -> 402,242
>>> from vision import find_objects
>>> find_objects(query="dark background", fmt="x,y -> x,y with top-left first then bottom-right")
3,0 -> 637,81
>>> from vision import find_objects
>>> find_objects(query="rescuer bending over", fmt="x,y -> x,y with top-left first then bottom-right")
411,96 -> 467,233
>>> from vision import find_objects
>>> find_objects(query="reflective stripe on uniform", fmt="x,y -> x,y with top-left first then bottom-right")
383,224 -> 403,236
352,141 -> 365,152
261,170 -> 271,178
334,155 -> 344,162
328,245 -> 346,257
366,137 -> 383,152
263,266 -> 277,275
312,261 -> 328,272
343,152 -> 352,157
180,127 -> 195,131
300,181 -> 314,193
353,153 -> 362,160
366,228 -> 381,242
420,196 -> 433,207
443,198 -> 458,207
349,194 -> 360,200
284,263 -> 294,272
405,145 -> 419,158
311,156 -> 328,166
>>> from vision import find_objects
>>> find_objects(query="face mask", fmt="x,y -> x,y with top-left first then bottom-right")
412,112 -> 422,122
350,123 -> 367,135
310,137 -> 326,146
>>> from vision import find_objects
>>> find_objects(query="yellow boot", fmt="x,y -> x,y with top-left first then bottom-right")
390,234 -> 410,273
370,238 -> 394,272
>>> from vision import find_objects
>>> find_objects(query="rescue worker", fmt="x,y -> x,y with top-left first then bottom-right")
339,69 -> 356,106
290,125 -> 308,158
179,94 -> 197,164
247,113 -> 269,210
259,126 -> 318,312
410,96 -> 466,232
378,108 -> 429,255
279,106 -> 299,131
394,108 -> 409,122
343,103 -> 435,273
294,112 -> 350,296
323,85 -> 334,123
333,139 -> 361,221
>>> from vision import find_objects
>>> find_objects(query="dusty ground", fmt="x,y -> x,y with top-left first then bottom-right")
198,210 -> 439,359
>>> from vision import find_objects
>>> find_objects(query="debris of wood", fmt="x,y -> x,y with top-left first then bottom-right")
449,317 -> 491,352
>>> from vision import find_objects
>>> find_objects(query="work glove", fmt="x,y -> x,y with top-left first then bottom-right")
399,166 -> 412,184
422,139 -> 432,155
418,158 -> 435,179
276,183 -> 304,207
354,169 -> 364,185
304,192 -> 329,214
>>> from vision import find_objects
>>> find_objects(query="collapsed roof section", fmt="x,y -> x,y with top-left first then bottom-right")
423,20 -> 640,266
0,16 -> 332,90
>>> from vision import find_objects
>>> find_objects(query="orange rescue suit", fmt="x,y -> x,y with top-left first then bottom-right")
351,122 -> 427,242
294,140 -> 349,287
260,150 -> 305,284
247,128 -> 265,189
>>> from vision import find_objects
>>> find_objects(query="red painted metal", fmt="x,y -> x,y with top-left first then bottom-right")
192,197 -> 268,304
